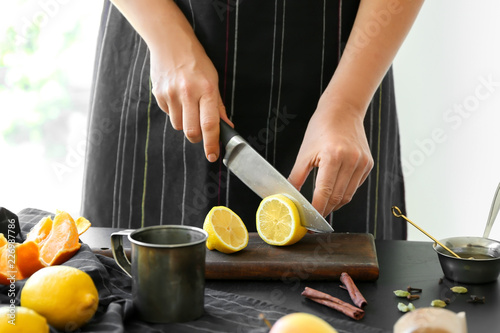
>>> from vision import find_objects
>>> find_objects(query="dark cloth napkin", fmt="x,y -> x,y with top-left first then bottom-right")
0,208 -> 389,333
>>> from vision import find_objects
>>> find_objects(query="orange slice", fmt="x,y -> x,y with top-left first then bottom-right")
0,211 -> 91,284
0,234 -> 7,247
38,211 -> 81,266
16,241 -> 47,280
75,216 -> 91,235
0,244 -> 11,285
25,216 -> 53,246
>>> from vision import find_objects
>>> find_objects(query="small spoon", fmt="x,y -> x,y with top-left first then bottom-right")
483,182 -> 500,239
392,206 -> 462,259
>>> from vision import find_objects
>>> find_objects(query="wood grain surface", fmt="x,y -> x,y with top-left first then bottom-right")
204,233 -> 379,281
91,232 -> 379,281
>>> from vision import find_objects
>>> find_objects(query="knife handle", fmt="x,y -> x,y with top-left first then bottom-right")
220,119 -> 239,146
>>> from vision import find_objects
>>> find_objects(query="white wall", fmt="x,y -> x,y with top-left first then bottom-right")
394,0 -> 500,241
0,2 -> 101,217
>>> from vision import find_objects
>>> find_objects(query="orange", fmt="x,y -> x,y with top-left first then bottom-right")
270,313 -> 338,333
0,240 -> 47,283
0,211 -> 91,284
0,243 -> 12,285
25,216 -> 53,246
75,216 -> 92,235
0,233 -> 7,247
0,234 -> 8,284
15,241 -> 46,279
38,211 -> 81,266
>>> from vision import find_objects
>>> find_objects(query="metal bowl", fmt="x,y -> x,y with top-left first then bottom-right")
433,237 -> 500,284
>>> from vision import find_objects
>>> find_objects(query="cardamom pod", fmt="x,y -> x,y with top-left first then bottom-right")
397,302 -> 409,313
407,303 -> 416,311
431,299 -> 447,308
450,286 -> 468,294
397,302 -> 416,312
394,290 -> 411,297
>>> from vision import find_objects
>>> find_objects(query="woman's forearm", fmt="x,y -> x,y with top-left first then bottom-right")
110,0 -> 228,162
321,0 -> 424,116
110,0 -> 203,62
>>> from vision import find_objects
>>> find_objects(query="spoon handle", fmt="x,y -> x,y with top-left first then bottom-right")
392,206 -> 461,259
483,182 -> 500,238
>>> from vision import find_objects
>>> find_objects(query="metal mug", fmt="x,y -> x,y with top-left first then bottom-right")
111,225 -> 208,323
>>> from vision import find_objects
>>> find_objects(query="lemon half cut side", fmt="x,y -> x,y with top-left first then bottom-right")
203,206 -> 249,254
256,194 -> 307,246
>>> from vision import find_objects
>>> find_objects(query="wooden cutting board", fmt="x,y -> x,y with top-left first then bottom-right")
89,230 -> 378,281
205,232 -> 379,281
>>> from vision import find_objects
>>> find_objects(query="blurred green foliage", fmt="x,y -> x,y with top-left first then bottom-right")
0,16 -> 83,159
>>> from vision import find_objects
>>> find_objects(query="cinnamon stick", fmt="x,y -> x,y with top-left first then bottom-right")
301,287 -> 365,321
340,272 -> 367,309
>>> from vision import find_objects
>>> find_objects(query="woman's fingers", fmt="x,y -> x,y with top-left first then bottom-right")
181,94 -> 202,143
199,92 -> 221,162
312,155 -> 344,216
287,155 -> 312,193
149,41 -> 224,163
318,150 -> 373,215
288,107 -> 373,217
151,64 -> 225,162
336,157 -> 373,210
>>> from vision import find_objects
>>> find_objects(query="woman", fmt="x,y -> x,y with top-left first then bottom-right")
82,0 -> 423,239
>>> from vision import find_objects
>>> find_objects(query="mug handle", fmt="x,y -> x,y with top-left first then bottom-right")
111,229 -> 134,278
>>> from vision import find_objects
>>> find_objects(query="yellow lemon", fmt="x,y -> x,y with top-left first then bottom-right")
270,312 -> 338,333
256,194 -> 307,246
20,266 -> 99,331
203,206 -> 249,253
0,306 -> 49,333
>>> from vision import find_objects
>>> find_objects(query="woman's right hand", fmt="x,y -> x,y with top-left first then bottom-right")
111,0 -> 232,162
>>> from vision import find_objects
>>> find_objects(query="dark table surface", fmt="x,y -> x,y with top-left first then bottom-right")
81,228 -> 500,332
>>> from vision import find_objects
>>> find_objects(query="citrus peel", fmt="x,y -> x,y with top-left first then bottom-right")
0,306 -> 50,333
0,211 -> 91,284
20,265 -> 99,331
256,194 -> 307,246
203,206 -> 249,254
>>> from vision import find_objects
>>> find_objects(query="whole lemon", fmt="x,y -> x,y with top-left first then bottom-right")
270,312 -> 338,333
0,306 -> 49,333
20,266 -> 99,331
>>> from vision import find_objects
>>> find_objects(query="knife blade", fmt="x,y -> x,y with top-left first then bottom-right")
219,120 -> 334,233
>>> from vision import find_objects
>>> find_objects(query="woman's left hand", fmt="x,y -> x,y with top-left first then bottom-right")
288,100 -> 373,217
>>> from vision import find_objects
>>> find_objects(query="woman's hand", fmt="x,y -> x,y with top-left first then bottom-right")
150,42 -> 232,162
111,0 -> 232,162
287,0 -> 423,215
288,100 -> 373,217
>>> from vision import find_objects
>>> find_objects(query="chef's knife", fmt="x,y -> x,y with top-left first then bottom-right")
219,120 -> 334,233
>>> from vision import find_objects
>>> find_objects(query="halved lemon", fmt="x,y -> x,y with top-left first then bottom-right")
256,194 -> 307,246
203,206 -> 249,254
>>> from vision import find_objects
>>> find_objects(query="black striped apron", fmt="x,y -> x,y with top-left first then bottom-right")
82,0 -> 407,240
